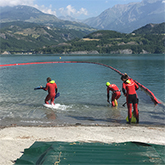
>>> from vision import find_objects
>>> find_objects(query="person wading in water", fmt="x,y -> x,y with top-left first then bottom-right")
40,77 -> 58,105
121,73 -> 139,124
106,82 -> 121,107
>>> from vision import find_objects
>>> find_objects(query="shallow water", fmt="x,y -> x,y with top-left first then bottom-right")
0,54 -> 164,126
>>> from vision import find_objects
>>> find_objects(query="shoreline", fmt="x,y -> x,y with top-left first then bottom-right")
0,125 -> 165,165
1,123 -> 165,129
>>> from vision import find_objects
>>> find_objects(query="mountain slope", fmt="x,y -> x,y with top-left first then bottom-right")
0,5 -> 96,32
0,5 -> 95,54
1,22 -> 164,54
0,5 -> 59,24
0,21 -> 90,52
34,24 -> 165,55
133,22 -> 165,34
83,0 -> 165,33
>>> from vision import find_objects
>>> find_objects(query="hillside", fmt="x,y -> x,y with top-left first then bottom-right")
0,5 -> 58,23
0,21 -> 164,54
83,0 -> 165,33
0,21 -> 93,53
132,22 -> 165,34
34,27 -> 165,54
0,5 -> 96,32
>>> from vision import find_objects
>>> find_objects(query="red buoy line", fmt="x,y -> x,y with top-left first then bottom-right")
0,60 -> 162,105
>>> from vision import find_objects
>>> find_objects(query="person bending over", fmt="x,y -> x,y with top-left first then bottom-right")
106,82 -> 121,107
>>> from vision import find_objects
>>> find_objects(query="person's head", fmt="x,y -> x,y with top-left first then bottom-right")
47,77 -> 51,82
121,73 -> 128,82
106,82 -> 110,87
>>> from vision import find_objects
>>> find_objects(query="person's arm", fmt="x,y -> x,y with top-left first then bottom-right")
107,93 -> 110,103
122,83 -> 127,96
107,87 -> 110,103
41,84 -> 48,91
55,83 -> 58,94
135,82 -> 139,91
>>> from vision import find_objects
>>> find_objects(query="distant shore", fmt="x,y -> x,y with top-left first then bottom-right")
0,125 -> 165,165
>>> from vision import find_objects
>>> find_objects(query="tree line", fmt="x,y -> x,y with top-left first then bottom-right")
35,30 -> 165,54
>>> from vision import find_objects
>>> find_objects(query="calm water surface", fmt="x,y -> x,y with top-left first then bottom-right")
0,54 -> 164,126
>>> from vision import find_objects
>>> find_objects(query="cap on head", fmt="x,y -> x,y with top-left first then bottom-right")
106,82 -> 110,86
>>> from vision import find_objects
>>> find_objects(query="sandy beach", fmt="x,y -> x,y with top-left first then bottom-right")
0,125 -> 165,165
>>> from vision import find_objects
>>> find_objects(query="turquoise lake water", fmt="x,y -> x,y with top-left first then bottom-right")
0,54 -> 164,126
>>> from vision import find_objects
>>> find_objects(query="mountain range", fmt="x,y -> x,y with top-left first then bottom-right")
1,22 -> 164,54
0,5 -> 95,33
0,21 -> 94,53
0,0 -> 164,33
0,0 -> 164,54
35,24 -> 165,55
83,0 -> 165,33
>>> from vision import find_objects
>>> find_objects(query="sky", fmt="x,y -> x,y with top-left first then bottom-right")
0,0 -> 143,20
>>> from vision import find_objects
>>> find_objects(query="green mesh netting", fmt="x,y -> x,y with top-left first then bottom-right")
15,141 -> 165,165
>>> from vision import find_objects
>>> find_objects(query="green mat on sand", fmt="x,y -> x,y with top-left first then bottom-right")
15,141 -> 165,165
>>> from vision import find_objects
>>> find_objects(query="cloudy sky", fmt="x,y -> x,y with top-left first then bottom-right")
0,0 -> 143,19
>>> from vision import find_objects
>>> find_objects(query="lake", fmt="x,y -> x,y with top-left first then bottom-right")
0,54 -> 164,126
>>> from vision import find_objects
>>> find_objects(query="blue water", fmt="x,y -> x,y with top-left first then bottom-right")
0,54 -> 164,126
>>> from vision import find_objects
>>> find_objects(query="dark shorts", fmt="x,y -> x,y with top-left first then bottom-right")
127,94 -> 138,104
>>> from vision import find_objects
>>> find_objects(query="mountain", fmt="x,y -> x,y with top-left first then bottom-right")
1,22 -> 164,54
132,22 -> 165,34
35,27 -> 165,54
58,15 -> 81,22
0,21 -> 91,53
0,5 -> 59,23
83,0 -> 165,33
0,4 -> 164,54
0,5 -> 96,32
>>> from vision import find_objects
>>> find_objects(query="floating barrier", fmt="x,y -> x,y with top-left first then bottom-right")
0,61 -> 161,105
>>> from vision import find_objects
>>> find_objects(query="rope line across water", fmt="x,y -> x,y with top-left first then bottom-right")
0,61 -> 161,105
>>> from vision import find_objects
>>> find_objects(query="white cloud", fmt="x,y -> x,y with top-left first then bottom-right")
34,4 -> 57,16
0,0 -> 57,16
0,1 -> 87,18
59,5 -> 88,17
66,5 -> 76,15
77,8 -> 88,15
0,0 -> 34,7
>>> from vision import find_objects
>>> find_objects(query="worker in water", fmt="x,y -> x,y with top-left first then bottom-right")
121,73 -> 139,124
106,82 -> 121,107
40,77 -> 58,105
